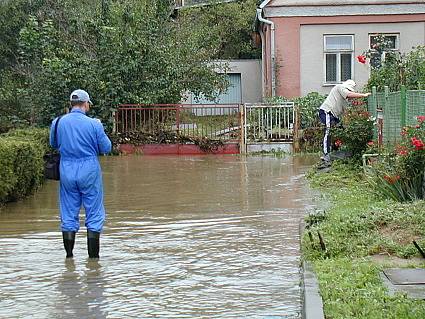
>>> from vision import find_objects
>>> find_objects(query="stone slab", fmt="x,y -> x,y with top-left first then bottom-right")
381,269 -> 425,299
383,268 -> 425,285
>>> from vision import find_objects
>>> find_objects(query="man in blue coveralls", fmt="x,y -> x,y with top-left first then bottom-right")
50,89 -> 111,259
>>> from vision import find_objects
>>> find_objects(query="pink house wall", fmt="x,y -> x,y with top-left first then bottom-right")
264,14 -> 425,98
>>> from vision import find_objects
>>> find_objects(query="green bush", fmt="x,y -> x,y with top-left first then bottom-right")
365,45 -> 425,91
0,128 -> 49,204
367,116 -> 425,201
333,106 -> 375,160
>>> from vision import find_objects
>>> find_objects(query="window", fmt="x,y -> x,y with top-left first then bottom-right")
369,34 -> 399,51
369,33 -> 399,68
323,35 -> 354,84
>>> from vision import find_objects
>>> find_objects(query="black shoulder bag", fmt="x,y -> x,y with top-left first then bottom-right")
44,116 -> 62,180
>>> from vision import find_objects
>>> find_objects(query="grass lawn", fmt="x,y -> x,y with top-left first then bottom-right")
304,161 -> 425,318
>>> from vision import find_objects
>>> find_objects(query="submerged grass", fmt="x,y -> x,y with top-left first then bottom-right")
304,161 -> 425,318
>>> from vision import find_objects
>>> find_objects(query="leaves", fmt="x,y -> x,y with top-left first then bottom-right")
0,0 -> 237,130
366,45 -> 425,91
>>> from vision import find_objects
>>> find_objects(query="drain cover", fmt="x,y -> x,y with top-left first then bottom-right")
383,268 -> 425,285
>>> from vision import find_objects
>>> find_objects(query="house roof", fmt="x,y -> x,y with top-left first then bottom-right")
265,0 -> 425,6
260,0 -> 425,17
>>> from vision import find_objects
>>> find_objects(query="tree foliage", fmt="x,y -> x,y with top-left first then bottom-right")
365,44 -> 425,92
178,0 -> 261,60
0,0 -> 233,130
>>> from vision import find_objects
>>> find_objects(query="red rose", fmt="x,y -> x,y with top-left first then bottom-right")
357,55 -> 366,64
417,115 -> 425,123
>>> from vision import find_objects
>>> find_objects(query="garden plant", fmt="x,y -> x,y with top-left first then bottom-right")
367,116 -> 425,201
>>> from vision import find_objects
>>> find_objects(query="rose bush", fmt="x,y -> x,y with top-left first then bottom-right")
332,106 -> 375,161
368,115 -> 425,201
397,116 -> 425,187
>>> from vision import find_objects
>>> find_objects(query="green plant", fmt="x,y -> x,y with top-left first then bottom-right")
305,159 -> 425,318
367,116 -> 425,201
332,106 -> 375,160
179,0 -> 261,59
294,92 -> 326,129
0,0 -> 232,129
0,128 -> 49,204
264,92 -> 326,129
362,44 -> 425,91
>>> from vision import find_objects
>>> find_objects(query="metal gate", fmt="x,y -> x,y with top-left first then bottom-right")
242,103 -> 296,152
113,103 -> 297,153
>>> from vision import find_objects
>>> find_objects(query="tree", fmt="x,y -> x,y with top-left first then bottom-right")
0,0 -> 229,130
178,0 -> 261,59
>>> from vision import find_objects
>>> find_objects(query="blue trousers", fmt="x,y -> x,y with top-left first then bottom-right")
318,109 -> 340,156
59,157 -> 105,232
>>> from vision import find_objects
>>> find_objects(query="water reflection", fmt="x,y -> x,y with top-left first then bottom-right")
0,155 -> 317,318
56,259 -> 107,318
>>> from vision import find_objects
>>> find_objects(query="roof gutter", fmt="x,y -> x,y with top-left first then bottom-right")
256,7 -> 276,97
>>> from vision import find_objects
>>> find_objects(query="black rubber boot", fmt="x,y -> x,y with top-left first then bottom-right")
62,231 -> 76,258
87,230 -> 100,259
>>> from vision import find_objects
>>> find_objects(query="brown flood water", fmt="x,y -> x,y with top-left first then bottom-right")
0,155 -> 317,319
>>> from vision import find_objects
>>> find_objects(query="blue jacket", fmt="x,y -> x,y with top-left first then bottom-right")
49,109 -> 111,159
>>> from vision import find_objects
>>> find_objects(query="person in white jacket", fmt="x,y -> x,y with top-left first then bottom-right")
318,80 -> 370,166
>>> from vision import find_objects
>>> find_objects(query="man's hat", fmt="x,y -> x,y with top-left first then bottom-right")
342,80 -> 356,92
70,89 -> 93,105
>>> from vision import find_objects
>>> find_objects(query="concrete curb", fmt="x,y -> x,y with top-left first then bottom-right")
302,261 -> 325,319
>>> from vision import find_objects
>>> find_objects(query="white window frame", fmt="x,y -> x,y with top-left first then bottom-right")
369,33 -> 400,51
323,34 -> 354,85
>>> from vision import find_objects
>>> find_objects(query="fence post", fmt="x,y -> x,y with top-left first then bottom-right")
293,103 -> 300,153
371,86 -> 377,111
377,108 -> 383,148
239,104 -> 246,154
112,111 -> 116,133
176,105 -> 180,134
400,85 -> 407,128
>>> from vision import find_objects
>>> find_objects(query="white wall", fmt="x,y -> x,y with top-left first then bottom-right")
183,59 -> 262,104
300,22 -> 425,96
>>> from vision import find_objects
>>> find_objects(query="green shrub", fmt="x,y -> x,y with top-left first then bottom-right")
365,45 -> 425,91
367,116 -> 425,201
264,92 -> 326,129
0,128 -> 49,204
333,106 -> 375,161
294,92 -> 326,129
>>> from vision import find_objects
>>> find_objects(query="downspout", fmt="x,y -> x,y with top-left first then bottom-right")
256,7 -> 276,97
258,26 -> 265,98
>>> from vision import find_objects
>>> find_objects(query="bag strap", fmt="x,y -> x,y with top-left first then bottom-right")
54,115 -> 63,148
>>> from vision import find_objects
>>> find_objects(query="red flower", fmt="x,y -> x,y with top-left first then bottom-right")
411,137 -> 424,150
396,145 -> 409,155
367,141 -> 374,146
357,55 -> 366,64
383,175 -> 400,184
417,115 -> 425,123
399,150 -> 408,155
335,139 -> 343,147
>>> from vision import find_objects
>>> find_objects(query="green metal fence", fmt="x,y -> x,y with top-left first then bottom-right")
368,86 -> 425,143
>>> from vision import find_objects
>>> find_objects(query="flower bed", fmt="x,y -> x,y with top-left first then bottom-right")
367,115 -> 425,201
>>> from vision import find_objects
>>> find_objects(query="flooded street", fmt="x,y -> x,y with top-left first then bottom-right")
0,155 -> 316,319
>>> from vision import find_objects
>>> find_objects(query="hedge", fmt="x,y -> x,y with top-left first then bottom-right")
0,128 -> 50,204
